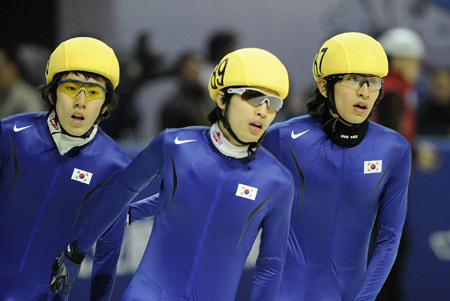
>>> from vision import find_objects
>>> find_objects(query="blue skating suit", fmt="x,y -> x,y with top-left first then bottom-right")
76,126 -> 294,300
0,112 -> 130,300
262,115 -> 411,301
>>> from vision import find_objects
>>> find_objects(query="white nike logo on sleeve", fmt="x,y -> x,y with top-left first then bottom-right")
174,137 -> 196,144
291,129 -> 310,139
13,124 -> 34,132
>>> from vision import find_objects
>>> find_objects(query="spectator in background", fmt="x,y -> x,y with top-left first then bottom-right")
418,68 -> 450,136
15,43 -> 52,88
201,30 -> 238,87
371,27 -> 426,145
0,47 -> 45,119
102,31 -> 167,139
159,51 -> 213,130
372,27 -> 425,301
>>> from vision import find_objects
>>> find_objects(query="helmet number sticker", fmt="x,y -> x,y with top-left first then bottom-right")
210,58 -> 228,89
313,47 -> 328,78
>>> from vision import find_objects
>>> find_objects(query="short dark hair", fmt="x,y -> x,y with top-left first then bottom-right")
306,77 -> 339,116
0,47 -> 19,65
173,51 -> 200,77
39,71 -> 119,123
207,88 -> 233,124
0,46 -> 25,77
207,31 -> 237,64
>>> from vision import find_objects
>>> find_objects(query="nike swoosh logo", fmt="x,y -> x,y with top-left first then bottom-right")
291,129 -> 310,139
174,136 -> 196,144
13,124 -> 34,132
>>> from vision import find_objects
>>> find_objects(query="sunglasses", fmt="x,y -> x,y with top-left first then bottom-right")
56,79 -> 109,101
331,74 -> 383,92
227,87 -> 283,112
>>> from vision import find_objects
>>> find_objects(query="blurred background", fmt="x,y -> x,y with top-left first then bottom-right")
1,0 -> 449,300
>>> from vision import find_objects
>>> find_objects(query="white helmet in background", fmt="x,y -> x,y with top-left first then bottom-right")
378,27 -> 426,59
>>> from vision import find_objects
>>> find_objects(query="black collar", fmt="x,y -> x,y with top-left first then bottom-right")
321,110 -> 368,147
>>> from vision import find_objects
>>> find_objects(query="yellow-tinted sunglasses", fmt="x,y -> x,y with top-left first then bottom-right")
56,79 -> 109,101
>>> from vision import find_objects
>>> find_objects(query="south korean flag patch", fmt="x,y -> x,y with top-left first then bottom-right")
235,184 -> 258,201
71,168 -> 93,185
364,160 -> 382,174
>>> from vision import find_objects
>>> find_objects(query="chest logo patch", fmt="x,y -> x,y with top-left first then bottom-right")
174,136 -> 196,144
235,184 -> 258,201
364,160 -> 382,174
13,124 -> 33,132
291,129 -> 310,139
71,168 -> 93,184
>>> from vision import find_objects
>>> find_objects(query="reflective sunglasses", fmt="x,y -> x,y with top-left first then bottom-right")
227,87 -> 283,112
56,79 -> 109,101
334,74 -> 383,92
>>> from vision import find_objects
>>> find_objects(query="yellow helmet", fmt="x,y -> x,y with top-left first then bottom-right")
312,32 -> 388,81
45,37 -> 120,88
209,48 -> 289,100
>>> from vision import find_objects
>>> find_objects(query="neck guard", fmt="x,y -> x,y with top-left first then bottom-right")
321,110 -> 368,147
210,122 -> 249,159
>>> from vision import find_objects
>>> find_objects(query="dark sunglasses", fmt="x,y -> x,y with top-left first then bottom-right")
227,87 -> 283,112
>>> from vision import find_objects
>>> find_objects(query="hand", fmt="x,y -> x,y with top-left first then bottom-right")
50,241 -> 86,295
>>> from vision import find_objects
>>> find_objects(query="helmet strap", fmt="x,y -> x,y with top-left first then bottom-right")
47,110 -> 98,156
326,91 -> 375,127
217,102 -> 262,160
53,108 -> 95,139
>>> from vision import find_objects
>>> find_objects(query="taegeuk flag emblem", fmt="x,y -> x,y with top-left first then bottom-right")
235,183 -> 258,201
71,168 -> 93,184
364,160 -> 382,174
